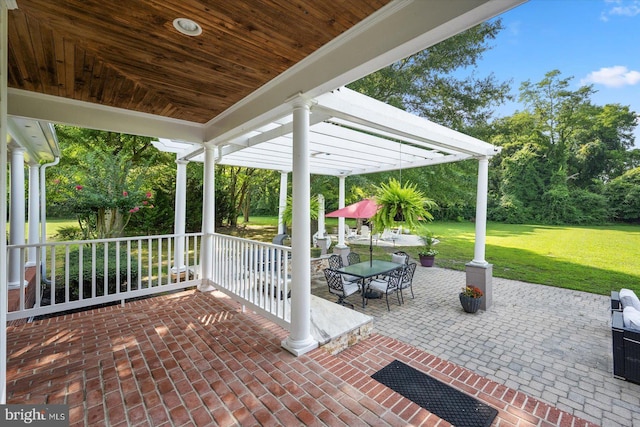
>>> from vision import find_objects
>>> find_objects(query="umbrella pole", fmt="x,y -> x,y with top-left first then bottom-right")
369,233 -> 373,266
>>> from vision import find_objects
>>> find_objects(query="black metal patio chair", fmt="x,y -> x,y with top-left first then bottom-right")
323,268 -> 360,309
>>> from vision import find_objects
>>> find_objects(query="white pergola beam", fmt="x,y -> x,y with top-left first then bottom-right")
315,88 -> 499,157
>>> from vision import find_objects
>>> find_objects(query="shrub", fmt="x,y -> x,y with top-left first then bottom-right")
54,226 -> 82,241
50,245 -> 139,303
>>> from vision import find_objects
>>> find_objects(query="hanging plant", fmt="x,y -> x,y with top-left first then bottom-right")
371,178 -> 436,233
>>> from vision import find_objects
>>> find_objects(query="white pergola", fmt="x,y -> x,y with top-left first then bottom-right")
153,87 -> 499,338
155,87 -> 498,175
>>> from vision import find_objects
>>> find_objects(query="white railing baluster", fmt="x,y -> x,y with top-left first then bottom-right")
50,246 -> 56,306
79,245 -> 84,300
91,243 -> 97,298
116,241 -> 121,295
127,240 -> 131,293
103,242 -> 109,296
147,237 -> 152,288
19,248 -> 25,311
137,239 -> 142,290
65,245 -> 70,302
157,237 -> 162,287
35,245 -> 41,308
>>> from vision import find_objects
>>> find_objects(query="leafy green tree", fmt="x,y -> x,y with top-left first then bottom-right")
349,20 -> 511,131
55,151 -> 154,238
489,70 -> 637,224
605,167 -> 640,222
49,126 -> 169,237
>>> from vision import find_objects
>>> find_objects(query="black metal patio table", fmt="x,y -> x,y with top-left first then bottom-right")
338,260 -> 402,308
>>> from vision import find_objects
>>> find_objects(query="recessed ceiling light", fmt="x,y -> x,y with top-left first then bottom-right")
173,18 -> 202,36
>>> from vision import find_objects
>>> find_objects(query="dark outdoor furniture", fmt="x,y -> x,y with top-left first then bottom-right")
398,262 -> 417,302
368,267 -> 404,311
347,252 -> 361,265
611,291 -> 640,384
393,251 -> 411,264
338,260 -> 403,308
324,268 -> 360,309
328,254 -> 344,269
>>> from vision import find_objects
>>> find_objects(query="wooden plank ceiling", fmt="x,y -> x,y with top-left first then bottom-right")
7,0 -> 391,124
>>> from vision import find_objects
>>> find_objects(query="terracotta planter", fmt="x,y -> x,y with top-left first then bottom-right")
459,293 -> 482,313
419,254 -> 435,267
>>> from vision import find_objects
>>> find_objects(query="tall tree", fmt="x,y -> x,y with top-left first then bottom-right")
489,70 -> 637,224
348,20 -> 511,131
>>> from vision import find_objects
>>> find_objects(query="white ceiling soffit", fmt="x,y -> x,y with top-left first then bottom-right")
7,116 -> 60,164
164,87 -> 501,176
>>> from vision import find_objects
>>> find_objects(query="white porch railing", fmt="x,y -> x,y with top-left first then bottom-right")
210,234 -> 291,328
6,233 -> 202,321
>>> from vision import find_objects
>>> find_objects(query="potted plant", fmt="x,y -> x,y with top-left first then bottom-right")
459,285 -> 483,313
417,229 -> 439,267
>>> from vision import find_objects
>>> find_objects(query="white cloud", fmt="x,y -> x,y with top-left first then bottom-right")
601,0 -> 640,21
581,66 -> 640,87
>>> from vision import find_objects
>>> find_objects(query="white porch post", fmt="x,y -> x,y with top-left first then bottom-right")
8,147 -> 26,289
1,0 -> 15,405
277,171 -> 288,235
27,163 -> 39,267
282,98 -> 318,356
466,156 -> 493,310
199,146 -> 216,291
336,176 -> 346,247
172,158 -> 188,274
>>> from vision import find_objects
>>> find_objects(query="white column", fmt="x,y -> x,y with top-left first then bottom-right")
277,171 -> 288,235
172,158 -> 188,273
317,194 -> 325,238
199,146 -> 216,291
471,156 -> 489,265
8,147 -> 26,288
281,98 -> 318,356
1,0 -> 14,405
26,163 -> 39,266
466,156 -> 492,310
336,176 -> 346,248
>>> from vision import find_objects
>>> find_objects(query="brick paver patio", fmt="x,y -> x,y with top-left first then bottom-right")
6,277 -> 606,426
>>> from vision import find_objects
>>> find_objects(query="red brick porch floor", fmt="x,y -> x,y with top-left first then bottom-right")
6,290 -> 595,426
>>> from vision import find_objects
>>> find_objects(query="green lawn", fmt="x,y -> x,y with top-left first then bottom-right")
42,216 -> 640,296
239,217 -> 640,296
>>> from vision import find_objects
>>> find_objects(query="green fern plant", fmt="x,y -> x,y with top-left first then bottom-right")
371,178 -> 436,234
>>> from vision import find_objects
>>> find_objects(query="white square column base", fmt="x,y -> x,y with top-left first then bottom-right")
465,263 -> 493,311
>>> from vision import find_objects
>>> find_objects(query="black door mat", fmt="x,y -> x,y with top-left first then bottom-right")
371,360 -> 498,427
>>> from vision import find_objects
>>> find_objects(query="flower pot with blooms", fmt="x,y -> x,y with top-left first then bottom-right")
459,285 -> 483,313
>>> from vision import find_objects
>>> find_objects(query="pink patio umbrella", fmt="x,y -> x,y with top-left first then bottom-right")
326,198 -> 379,264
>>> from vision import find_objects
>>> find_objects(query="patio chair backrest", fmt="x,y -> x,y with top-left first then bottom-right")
347,252 -> 361,265
328,254 -> 344,270
324,268 -> 346,295
392,251 -> 410,264
401,262 -> 417,287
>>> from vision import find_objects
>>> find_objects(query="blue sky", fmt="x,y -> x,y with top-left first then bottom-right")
469,0 -> 640,147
